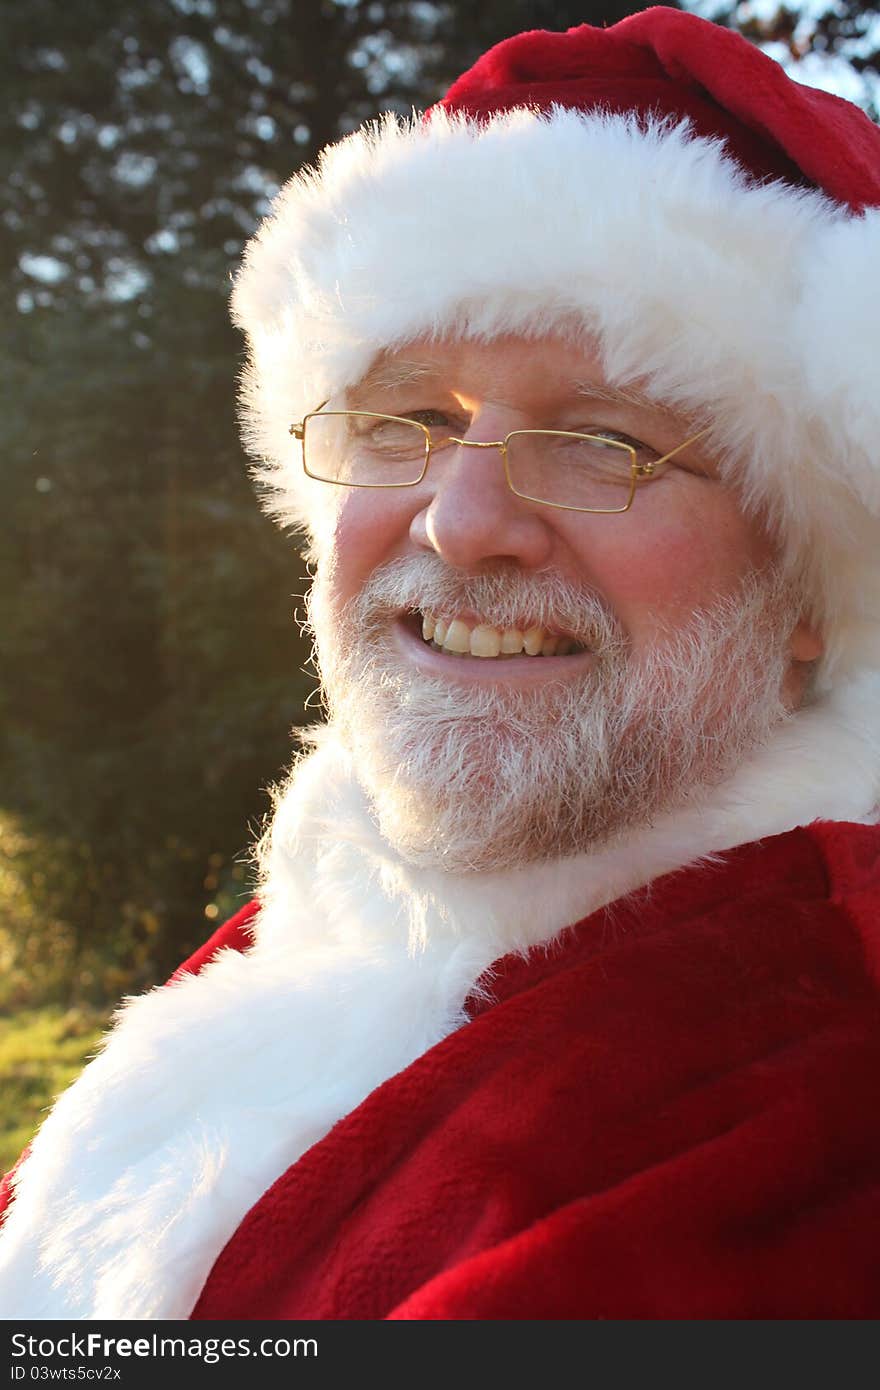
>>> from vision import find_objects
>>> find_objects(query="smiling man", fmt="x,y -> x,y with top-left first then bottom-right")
309,331 -> 818,874
2,8 -> 880,1320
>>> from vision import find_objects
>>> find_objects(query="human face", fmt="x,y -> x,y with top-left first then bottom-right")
305,332 -> 819,872
314,332 -> 814,689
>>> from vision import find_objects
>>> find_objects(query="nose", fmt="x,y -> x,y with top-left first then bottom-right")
409,415 -> 556,571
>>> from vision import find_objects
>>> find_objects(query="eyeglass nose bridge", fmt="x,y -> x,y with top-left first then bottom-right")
438,435 -> 514,495
445,436 -> 509,453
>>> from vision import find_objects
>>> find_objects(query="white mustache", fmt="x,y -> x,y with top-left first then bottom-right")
338,555 -> 626,653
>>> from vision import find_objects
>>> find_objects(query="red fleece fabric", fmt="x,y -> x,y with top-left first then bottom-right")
436,7 -> 880,211
181,822 -> 880,1320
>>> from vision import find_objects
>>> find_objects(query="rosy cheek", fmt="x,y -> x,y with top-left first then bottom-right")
326,491 -> 417,607
580,501 -> 771,642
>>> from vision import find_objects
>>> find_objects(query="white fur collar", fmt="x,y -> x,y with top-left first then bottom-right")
1,678 -> 877,1319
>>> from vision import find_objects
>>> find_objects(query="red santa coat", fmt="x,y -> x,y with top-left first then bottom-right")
180,821 -> 880,1320
2,820 -> 879,1319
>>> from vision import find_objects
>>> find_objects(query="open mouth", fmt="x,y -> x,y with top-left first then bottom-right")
402,609 -> 587,660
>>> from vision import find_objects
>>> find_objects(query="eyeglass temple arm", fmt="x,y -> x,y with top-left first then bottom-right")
290,400 -> 331,440
635,425 -> 710,477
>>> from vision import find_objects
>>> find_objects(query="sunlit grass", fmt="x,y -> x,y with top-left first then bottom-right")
0,1006 -> 110,1174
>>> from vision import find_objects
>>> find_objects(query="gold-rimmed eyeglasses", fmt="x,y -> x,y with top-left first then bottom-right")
289,404 -> 709,515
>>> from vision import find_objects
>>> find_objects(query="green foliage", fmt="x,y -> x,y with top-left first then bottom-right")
0,1006 -> 109,1173
0,808 -> 252,1008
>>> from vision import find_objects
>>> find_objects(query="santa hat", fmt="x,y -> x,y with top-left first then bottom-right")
231,7 -> 880,716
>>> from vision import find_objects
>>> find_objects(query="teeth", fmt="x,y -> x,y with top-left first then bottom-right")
470,625 -> 501,658
443,619 -> 471,654
418,612 -> 582,659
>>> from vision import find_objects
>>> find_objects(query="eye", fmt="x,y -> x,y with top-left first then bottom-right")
400,408 -> 461,431
576,427 -> 659,465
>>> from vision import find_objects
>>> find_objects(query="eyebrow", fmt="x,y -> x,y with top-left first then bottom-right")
348,361 -> 682,419
347,359 -> 436,399
570,380 -> 680,416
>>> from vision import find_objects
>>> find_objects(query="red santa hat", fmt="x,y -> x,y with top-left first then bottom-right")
231,7 -> 880,709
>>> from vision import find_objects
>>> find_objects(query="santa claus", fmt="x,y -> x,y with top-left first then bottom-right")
2,6 -> 880,1320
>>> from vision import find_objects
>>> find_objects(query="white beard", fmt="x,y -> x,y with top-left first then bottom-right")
307,556 -> 803,874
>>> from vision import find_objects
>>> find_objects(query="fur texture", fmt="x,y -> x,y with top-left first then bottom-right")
0,697 -> 877,1320
231,108 -> 880,692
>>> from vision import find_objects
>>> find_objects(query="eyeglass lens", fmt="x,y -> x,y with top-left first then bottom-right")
302,412 -> 635,511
